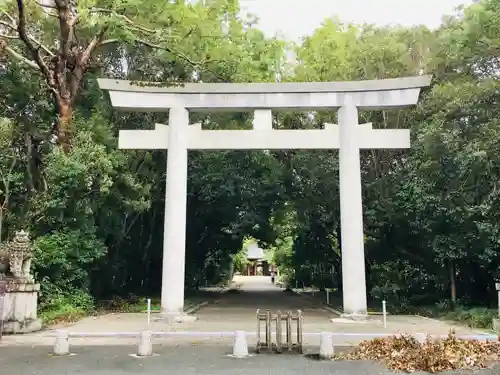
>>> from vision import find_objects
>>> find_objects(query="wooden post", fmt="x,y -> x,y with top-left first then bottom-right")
275,310 -> 282,353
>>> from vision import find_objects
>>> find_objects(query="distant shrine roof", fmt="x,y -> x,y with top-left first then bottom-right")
246,243 -> 264,260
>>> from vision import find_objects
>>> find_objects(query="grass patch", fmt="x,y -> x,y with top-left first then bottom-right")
95,296 -> 162,313
389,305 -> 498,329
39,293 -> 209,327
95,295 -> 208,313
440,307 -> 498,329
39,304 -> 88,325
296,286 -> 497,330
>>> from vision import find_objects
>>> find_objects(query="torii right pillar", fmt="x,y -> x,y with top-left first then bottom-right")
338,99 -> 406,319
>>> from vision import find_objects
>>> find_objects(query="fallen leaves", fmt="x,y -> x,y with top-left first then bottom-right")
335,333 -> 500,373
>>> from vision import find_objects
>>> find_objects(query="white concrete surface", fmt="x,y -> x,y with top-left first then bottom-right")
137,330 -> 153,356
319,332 -> 334,359
98,76 -> 432,111
53,330 -> 70,356
338,102 -> 367,316
118,122 -> 410,150
231,330 -> 250,358
233,275 -> 281,291
161,107 -> 189,316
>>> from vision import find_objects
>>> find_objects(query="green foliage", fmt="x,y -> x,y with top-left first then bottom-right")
0,118 -> 23,241
34,229 -> 106,292
232,248 -> 249,273
442,307 -> 498,329
37,282 -> 95,324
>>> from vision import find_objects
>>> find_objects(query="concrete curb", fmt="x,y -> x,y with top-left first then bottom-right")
295,293 -> 491,336
185,286 -> 233,314
291,289 -> 343,316
291,290 -> 390,317
184,301 -> 209,315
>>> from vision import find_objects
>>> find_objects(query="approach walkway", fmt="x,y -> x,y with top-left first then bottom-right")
194,275 -> 334,330
0,275 -> 487,348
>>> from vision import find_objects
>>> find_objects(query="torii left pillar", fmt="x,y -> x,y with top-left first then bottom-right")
338,101 -> 367,318
162,107 -> 189,318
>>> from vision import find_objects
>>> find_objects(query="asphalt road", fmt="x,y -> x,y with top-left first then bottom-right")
1,344 -> 499,375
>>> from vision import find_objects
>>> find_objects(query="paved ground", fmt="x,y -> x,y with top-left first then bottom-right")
0,276 -> 491,349
0,277 -> 498,374
1,344 -> 499,375
193,275 -> 333,329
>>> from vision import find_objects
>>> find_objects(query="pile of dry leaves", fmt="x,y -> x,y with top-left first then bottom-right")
335,333 -> 500,373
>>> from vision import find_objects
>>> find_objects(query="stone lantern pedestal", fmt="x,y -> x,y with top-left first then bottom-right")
0,230 -> 42,334
0,279 -> 42,334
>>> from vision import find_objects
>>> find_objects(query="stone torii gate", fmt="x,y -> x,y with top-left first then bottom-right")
98,75 -> 431,319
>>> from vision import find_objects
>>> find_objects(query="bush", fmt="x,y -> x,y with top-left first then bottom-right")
38,286 -> 94,324
443,307 -> 498,329
32,228 -> 107,322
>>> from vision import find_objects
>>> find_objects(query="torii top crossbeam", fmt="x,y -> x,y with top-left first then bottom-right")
98,75 -> 432,111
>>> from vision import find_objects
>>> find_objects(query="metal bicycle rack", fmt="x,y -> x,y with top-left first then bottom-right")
256,309 -> 303,354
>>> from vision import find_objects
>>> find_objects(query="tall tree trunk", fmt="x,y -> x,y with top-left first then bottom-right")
57,97 -> 73,151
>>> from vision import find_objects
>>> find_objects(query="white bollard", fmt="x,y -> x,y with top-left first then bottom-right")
326,289 -> 330,305
232,330 -> 249,358
53,329 -> 70,356
137,330 -> 153,357
382,300 -> 387,328
319,332 -> 334,359
147,299 -> 151,328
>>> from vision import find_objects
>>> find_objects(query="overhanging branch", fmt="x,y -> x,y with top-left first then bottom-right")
15,0 -> 53,82
97,37 -> 224,80
53,0 -> 77,61
69,26 -> 109,102
0,39 -> 39,69
1,11 -> 15,23
89,8 -> 155,35
88,7 -> 215,66
0,33 -> 18,39
0,19 -> 55,57
99,35 -> 212,66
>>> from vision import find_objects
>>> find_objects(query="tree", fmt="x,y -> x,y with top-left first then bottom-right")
0,0 -> 223,150
1,0 -> 500,322
0,118 -> 22,241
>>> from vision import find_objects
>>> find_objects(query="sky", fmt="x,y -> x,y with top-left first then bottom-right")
238,0 -> 475,41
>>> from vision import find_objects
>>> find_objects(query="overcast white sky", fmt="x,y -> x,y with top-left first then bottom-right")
239,0 -> 475,40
